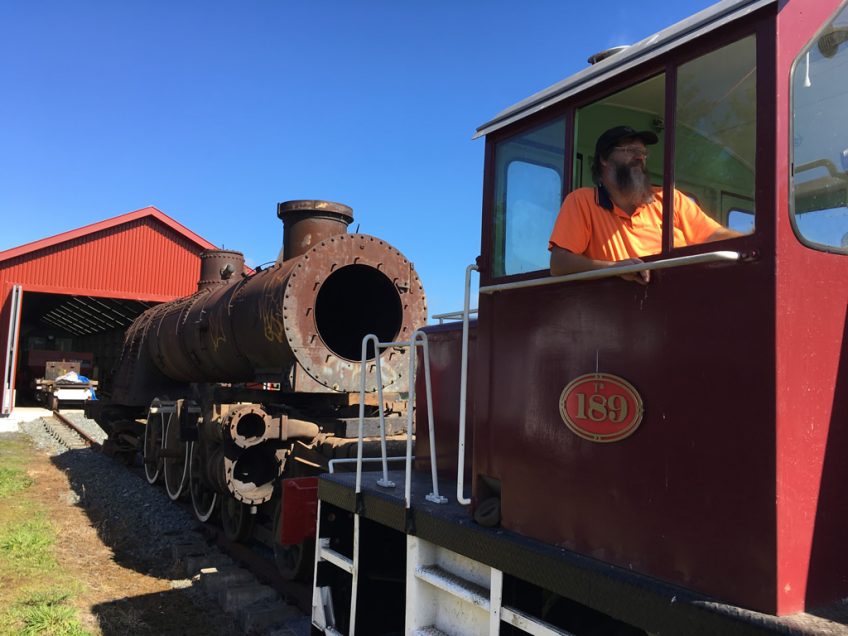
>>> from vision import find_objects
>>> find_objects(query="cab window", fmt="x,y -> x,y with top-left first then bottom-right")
491,119 -> 565,277
574,74 -> 665,192
675,35 -> 757,243
792,3 -> 848,252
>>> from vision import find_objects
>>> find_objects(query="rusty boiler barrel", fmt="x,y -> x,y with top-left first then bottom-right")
146,200 -> 427,393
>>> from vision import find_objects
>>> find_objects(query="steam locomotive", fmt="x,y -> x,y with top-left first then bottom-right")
88,199 -> 426,578
309,0 -> 848,634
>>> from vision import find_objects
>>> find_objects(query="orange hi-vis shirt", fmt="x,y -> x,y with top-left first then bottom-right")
548,186 -> 723,261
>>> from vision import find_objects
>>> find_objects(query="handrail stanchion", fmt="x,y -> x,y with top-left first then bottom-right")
417,330 -> 447,504
404,332 -> 416,509
373,342 -> 394,488
457,264 -> 478,505
356,334 -> 379,496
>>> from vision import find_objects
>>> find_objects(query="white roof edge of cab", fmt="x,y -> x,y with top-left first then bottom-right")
472,0 -> 776,140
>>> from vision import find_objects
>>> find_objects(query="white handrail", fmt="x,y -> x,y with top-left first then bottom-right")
457,263 -> 479,505
354,331 -> 447,509
329,456 -> 414,474
416,331 -> 447,504
432,309 -> 478,324
480,251 -> 741,295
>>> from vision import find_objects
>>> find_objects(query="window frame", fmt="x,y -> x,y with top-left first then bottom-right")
480,13 -> 771,286
788,0 -> 848,256
500,156 -> 565,277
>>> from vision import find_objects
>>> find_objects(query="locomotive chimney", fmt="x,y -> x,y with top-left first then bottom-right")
198,249 -> 245,291
276,200 -> 354,262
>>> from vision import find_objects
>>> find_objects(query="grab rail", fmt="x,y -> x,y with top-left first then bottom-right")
355,331 -> 447,508
432,309 -> 478,324
480,251 -> 741,295
457,264 -> 479,505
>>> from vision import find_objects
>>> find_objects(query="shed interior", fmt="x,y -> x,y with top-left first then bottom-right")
15,291 -> 153,404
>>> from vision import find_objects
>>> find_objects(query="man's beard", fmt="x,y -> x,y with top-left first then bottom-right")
613,162 -> 654,203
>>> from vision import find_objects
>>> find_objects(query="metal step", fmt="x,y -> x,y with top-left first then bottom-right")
318,539 -> 354,574
414,564 -> 572,636
414,564 -> 490,609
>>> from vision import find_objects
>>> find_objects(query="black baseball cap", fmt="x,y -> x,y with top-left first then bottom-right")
595,125 -> 659,157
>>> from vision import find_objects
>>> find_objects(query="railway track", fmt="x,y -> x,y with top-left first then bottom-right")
44,410 -> 101,451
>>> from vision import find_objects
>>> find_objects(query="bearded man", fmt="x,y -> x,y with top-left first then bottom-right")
548,126 -> 739,284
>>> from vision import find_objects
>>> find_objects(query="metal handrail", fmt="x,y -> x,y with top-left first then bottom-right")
457,264 -> 479,505
432,309 -> 478,324
328,456 -> 414,474
480,251 -> 741,295
355,331 -> 447,508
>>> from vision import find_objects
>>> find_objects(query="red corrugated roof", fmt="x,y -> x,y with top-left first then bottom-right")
0,206 -> 217,263
0,205 -> 225,302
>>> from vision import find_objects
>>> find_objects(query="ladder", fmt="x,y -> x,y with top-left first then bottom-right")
406,536 -> 574,636
312,330 -> 447,635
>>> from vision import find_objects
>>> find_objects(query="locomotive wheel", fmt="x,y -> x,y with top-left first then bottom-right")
189,441 -> 218,523
272,500 -> 314,581
220,495 -> 255,543
163,404 -> 189,501
143,402 -> 164,484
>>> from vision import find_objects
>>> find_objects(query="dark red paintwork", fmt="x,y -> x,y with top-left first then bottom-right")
774,0 -> 848,615
474,251 -> 777,612
469,0 -> 848,616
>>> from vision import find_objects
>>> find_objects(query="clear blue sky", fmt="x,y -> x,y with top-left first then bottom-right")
0,0 -> 715,317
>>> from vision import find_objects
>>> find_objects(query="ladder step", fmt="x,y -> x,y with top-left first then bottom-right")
501,606 -> 574,636
318,544 -> 354,574
412,628 -> 450,636
415,564 -> 490,609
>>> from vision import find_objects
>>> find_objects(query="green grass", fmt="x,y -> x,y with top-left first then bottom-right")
0,467 -> 33,498
0,516 -> 56,570
0,437 -> 87,635
4,589 -> 88,636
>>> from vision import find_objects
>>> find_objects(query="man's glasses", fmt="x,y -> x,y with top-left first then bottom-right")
614,145 -> 649,158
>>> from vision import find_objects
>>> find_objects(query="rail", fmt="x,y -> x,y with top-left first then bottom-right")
328,456 -> 413,474
432,309 -> 478,324
355,330 -> 447,508
456,263 -> 478,505
52,410 -> 101,448
480,251 -> 741,294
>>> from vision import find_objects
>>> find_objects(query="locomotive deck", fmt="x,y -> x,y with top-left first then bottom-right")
318,470 -> 848,635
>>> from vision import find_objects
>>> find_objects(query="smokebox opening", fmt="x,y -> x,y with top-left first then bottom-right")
315,264 -> 403,361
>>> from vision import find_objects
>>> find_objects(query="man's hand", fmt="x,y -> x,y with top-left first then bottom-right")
550,247 -> 650,284
616,257 -> 650,285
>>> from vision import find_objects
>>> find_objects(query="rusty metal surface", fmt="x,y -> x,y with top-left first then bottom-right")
277,200 -> 353,261
198,250 -> 244,291
112,200 -> 427,401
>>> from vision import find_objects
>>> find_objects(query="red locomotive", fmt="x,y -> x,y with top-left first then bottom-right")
311,0 -> 848,633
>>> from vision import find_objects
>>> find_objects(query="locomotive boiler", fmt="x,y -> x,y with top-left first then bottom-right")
89,199 -> 426,575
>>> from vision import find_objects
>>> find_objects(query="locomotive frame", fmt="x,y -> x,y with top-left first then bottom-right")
311,0 -> 848,633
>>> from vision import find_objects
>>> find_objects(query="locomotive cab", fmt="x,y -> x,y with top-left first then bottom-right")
475,0 -> 848,617
312,0 -> 848,633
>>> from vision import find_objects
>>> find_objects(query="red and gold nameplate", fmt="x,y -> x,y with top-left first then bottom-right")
559,373 -> 644,443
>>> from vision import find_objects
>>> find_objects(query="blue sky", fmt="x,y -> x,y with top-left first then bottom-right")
0,0 -> 715,317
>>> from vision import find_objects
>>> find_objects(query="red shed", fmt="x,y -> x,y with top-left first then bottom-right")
0,206 -> 218,414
